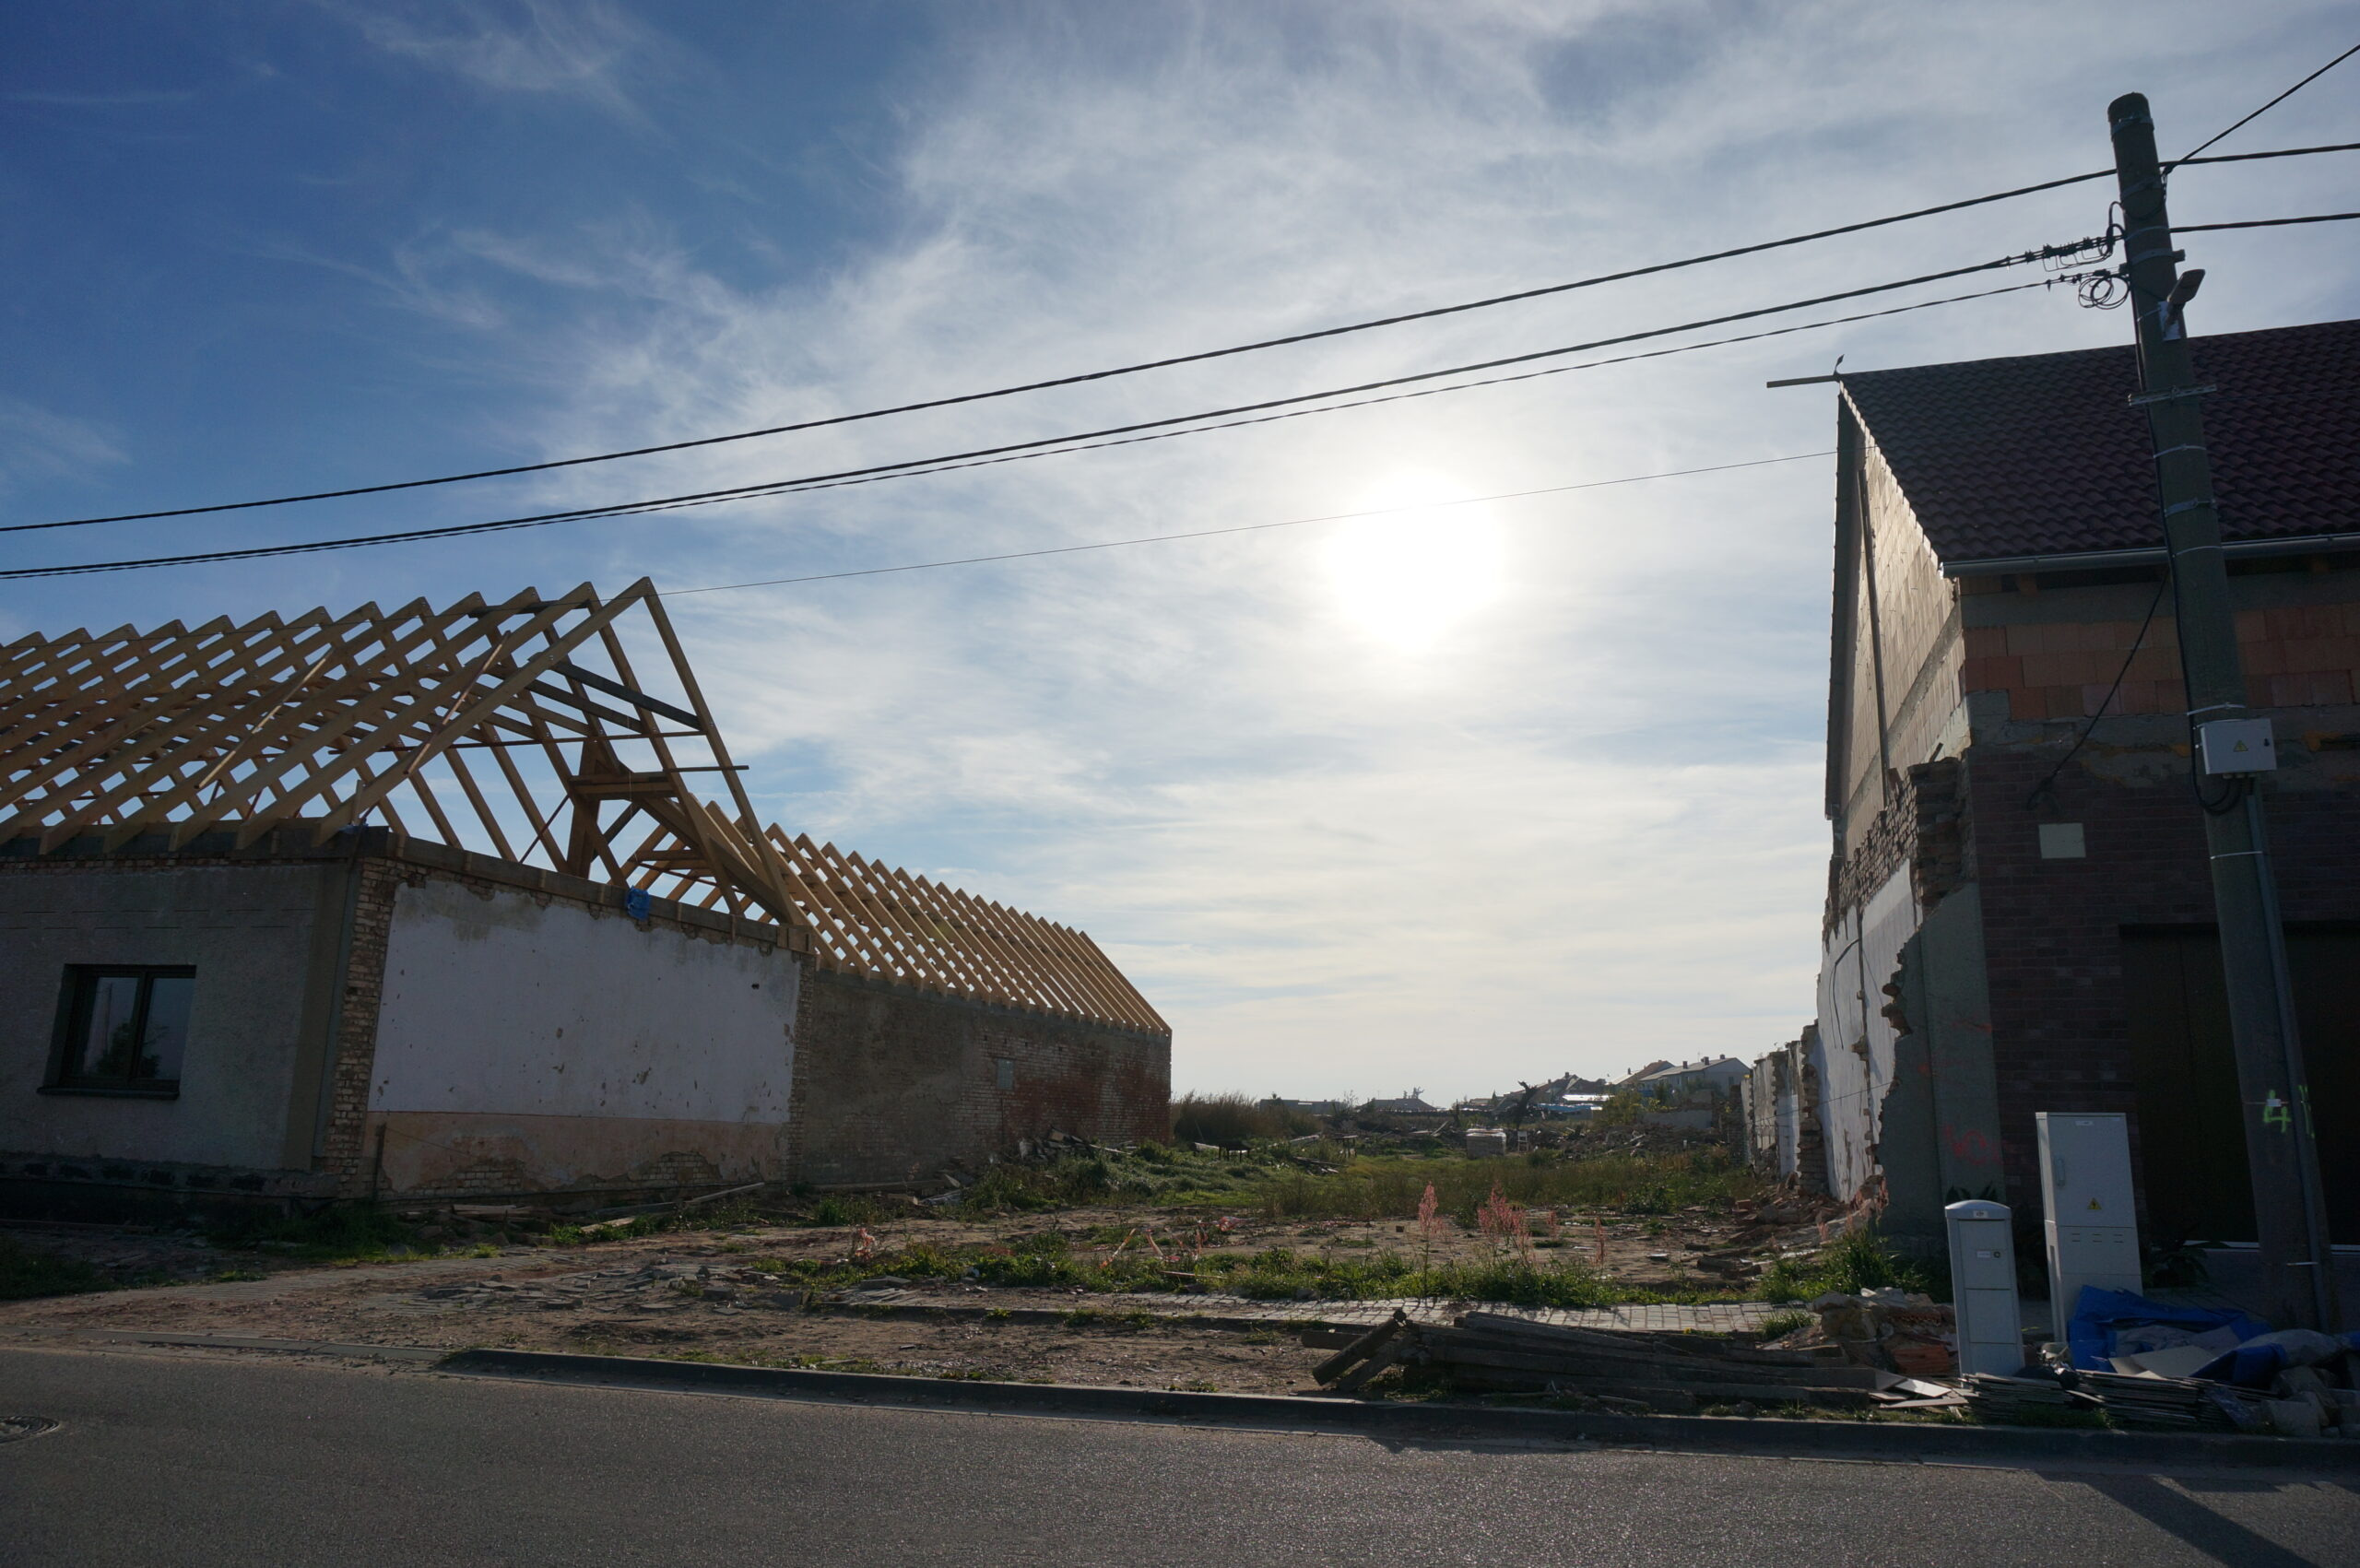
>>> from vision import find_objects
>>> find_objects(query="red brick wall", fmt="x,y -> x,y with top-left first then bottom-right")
1962,601 -> 2360,721
787,966 -> 1171,1188
1962,739 -> 2360,1207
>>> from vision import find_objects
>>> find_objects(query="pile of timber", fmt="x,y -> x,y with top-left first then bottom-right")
1307,1310 -> 1897,1411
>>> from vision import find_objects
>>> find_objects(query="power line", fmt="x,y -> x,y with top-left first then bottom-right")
9,238 -> 2108,558
0,272 -> 2054,581
30,139 -> 2359,532
2176,211 -> 2360,232
2174,42 -> 2360,167
661,453 -> 1839,598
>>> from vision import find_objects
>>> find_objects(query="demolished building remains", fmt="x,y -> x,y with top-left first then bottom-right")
1749,318 -> 2360,1252
0,582 -> 1169,1218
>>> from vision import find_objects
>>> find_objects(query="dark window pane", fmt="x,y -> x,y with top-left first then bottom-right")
78,975 -> 144,1080
140,976 -> 193,1082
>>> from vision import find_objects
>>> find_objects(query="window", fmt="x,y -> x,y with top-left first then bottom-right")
994,1056 -> 1015,1091
47,967 -> 194,1096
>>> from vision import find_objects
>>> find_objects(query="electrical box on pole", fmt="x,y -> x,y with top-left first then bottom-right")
1945,1199 -> 2024,1377
2036,1113 -> 2142,1337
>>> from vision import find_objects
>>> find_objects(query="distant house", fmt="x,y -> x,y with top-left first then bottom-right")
1611,1060 -> 1673,1091
1361,1092 -> 1439,1115
1790,318 -> 2360,1251
0,583 -> 1169,1219
1635,1058 -> 1748,1102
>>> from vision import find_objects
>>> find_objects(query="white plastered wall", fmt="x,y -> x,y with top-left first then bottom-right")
366,878 -> 800,1195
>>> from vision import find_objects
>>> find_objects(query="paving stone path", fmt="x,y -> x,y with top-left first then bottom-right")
860,1285 -> 1783,1334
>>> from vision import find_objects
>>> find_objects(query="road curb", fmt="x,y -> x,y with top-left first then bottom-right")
437,1348 -> 2360,1473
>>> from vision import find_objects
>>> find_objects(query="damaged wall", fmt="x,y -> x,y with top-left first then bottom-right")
362,875 -> 801,1198
789,966 -> 1170,1189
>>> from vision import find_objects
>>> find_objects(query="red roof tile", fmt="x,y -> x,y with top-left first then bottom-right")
1841,317 -> 2360,564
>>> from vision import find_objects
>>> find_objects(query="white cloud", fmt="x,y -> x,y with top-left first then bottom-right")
0,398 -> 126,493
83,0 -> 2360,1096
337,0 -> 660,118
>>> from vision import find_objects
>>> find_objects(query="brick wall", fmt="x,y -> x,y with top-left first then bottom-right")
1961,597 -> 2360,721
1964,731 -> 2360,1205
788,965 -> 1170,1188
1825,757 -> 1968,932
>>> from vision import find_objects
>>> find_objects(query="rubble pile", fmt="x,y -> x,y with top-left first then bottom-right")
1963,1328 -> 2360,1438
1762,1287 -> 1957,1375
1307,1309 -> 1896,1411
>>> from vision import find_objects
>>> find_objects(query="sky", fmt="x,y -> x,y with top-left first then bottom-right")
5,2 -> 2357,1102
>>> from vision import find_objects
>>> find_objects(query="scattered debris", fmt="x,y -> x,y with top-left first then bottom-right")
1309,1309 -> 1892,1410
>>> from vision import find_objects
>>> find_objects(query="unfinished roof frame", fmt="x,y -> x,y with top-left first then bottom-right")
0,580 -> 1163,1034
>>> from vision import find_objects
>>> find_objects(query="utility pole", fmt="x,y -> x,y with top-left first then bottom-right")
2107,93 -> 2337,1330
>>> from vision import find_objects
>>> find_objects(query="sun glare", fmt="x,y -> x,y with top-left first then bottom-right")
1324,471 -> 1506,652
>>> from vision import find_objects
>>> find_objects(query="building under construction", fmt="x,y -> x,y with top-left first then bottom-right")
0,582 -> 1169,1216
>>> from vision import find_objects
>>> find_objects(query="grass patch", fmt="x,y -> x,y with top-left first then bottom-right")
203,1206 -> 442,1266
0,1235 -> 113,1301
1758,1228 -> 1944,1303
950,1143 -> 1756,1225
1170,1092 -> 1319,1145
1756,1308 -> 1814,1339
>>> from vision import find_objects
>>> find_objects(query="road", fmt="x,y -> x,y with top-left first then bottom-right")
1,1347 -> 2354,1566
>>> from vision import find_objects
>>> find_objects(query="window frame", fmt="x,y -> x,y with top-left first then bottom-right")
43,965 -> 195,1099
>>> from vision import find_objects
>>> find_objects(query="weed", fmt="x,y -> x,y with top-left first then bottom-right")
1242,1327 -> 1284,1345
204,1205 -> 439,1265
1171,1091 -> 1317,1145
1758,1228 -> 1941,1303
468,1244 -> 500,1258
206,1267 -> 268,1284
810,1196 -> 890,1228
1756,1309 -> 1814,1339
0,1236 -> 112,1301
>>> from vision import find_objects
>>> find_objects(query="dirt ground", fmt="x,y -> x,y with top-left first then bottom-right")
0,1225 -> 1333,1393
0,1195 -> 1831,1395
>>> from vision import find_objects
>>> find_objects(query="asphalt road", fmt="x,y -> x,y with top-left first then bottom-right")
3,1348 -> 2355,1567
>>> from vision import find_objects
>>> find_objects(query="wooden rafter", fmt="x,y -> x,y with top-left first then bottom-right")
0,581 -> 1166,1034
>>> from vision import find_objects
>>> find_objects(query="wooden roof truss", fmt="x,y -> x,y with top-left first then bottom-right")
0,580 -> 1164,1034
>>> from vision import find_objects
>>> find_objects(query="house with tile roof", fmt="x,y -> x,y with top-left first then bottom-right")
1798,318 -> 2360,1254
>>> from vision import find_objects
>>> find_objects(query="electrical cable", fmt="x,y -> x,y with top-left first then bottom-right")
2023,569 -> 2171,810
28,139 -> 2359,533
2173,42 -> 2360,168
2175,211 -> 2360,232
0,274 -> 2054,581
658,453 -> 1837,598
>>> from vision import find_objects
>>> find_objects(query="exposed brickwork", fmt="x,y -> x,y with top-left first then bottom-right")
1965,734 -> 2360,1208
5,832 -> 1166,1207
322,857 -> 401,1197
1825,758 -> 1968,931
788,965 -> 1170,1188
1961,597 -> 2360,722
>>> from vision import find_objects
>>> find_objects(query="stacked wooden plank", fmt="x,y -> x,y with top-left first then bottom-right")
1309,1311 -> 1894,1410
1960,1373 -> 2090,1421
2076,1371 -> 2236,1431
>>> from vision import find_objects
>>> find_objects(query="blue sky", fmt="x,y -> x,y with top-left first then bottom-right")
6,2 -> 2356,1099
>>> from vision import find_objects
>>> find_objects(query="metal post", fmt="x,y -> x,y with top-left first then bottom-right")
2106,92 -> 2336,1329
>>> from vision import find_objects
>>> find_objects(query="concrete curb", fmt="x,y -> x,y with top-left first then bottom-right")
438,1348 -> 2360,1475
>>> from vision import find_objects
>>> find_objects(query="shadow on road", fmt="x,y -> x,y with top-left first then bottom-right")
2077,1473 -> 2326,1568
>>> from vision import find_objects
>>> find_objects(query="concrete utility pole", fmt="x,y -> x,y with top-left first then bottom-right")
2106,93 -> 2338,1330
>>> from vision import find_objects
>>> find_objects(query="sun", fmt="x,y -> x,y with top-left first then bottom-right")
1323,470 -> 1506,652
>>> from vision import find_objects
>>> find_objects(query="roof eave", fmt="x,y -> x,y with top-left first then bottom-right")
1939,528 -> 2360,578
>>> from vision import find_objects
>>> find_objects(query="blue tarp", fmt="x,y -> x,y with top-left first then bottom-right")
2192,1328 -> 2360,1389
2064,1287 -> 2267,1372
